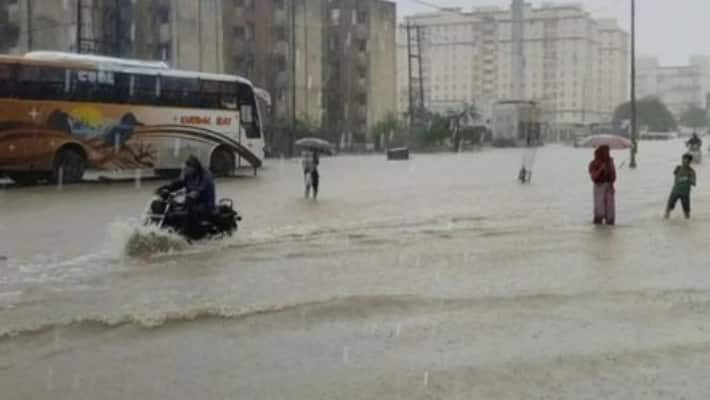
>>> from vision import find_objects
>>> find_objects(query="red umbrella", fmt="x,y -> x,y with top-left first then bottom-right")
579,134 -> 632,150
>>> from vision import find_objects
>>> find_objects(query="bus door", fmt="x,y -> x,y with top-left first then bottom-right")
237,82 -> 264,162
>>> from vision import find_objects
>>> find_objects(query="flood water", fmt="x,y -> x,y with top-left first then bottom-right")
2,141 -> 710,399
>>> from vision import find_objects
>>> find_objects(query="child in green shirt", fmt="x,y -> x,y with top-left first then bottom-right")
665,153 -> 697,219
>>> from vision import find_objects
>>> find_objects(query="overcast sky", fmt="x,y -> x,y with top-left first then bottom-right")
394,0 -> 708,65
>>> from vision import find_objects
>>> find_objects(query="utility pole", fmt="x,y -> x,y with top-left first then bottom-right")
406,22 -> 415,128
511,0 -> 525,100
416,25 -> 425,118
289,0 -> 297,157
629,0 -> 638,169
405,22 -> 424,129
26,0 -> 33,50
76,0 -> 83,53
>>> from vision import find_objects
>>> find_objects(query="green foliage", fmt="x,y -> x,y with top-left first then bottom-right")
613,97 -> 677,132
371,112 -> 400,138
460,126 -> 487,144
679,105 -> 708,128
415,113 -> 451,147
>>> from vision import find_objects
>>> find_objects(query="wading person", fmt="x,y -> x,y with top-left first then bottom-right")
665,153 -> 696,219
588,145 -> 616,225
311,152 -> 320,199
302,151 -> 319,199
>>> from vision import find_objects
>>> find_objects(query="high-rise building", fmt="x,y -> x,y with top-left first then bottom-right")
133,0 -> 224,73
636,55 -> 710,118
0,0 -> 398,152
0,0 -> 134,57
324,0 -> 396,149
398,3 -> 629,132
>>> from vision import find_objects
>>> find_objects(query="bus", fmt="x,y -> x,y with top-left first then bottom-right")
0,51 -> 265,184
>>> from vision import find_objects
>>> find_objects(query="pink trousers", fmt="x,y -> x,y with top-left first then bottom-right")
593,182 -> 615,224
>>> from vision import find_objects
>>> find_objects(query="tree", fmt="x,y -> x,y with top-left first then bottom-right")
370,112 -> 402,151
613,97 -> 677,132
414,112 -> 450,148
446,103 -> 480,152
679,105 -> 708,129
269,115 -> 326,157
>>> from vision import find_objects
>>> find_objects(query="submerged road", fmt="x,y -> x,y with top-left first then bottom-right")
2,141 -> 710,399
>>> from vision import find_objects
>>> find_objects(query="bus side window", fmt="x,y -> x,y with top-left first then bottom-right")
17,65 -> 67,101
160,76 -> 199,108
200,80 -> 222,109
220,82 -> 238,110
71,70 -> 95,101
133,74 -> 157,105
0,63 -> 14,97
112,73 -> 131,104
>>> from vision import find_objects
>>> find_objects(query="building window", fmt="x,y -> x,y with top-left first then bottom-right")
331,9 -> 341,26
158,42 -> 171,61
157,5 -> 170,24
358,39 -> 367,52
274,26 -> 287,41
356,10 -> 368,25
234,26 -> 245,40
234,0 -> 253,8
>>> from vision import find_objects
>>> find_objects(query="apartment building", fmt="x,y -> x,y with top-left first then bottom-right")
0,0 -> 133,56
0,0 -> 398,151
636,55 -> 710,118
398,2 -> 629,128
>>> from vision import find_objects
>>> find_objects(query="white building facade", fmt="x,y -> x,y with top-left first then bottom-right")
636,55 -> 710,118
397,3 -> 629,130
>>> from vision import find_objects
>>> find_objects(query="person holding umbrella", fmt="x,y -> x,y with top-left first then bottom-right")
588,145 -> 616,225
302,150 -> 320,199
296,137 -> 333,200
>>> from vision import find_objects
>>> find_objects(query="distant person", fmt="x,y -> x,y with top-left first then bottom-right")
518,166 -> 528,184
665,153 -> 696,219
588,145 -> 616,225
302,151 -> 320,199
687,133 -> 702,149
518,166 -> 531,184
311,152 -> 320,199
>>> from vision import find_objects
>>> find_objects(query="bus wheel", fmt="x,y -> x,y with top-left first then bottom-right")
51,147 -> 86,184
210,148 -> 235,177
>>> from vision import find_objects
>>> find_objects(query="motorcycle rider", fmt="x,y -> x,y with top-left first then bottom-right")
158,155 -> 216,239
687,132 -> 702,149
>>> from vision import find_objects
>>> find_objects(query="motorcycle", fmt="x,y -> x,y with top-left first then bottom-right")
143,188 -> 242,241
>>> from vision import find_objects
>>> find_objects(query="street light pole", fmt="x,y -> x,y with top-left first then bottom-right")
629,0 -> 638,168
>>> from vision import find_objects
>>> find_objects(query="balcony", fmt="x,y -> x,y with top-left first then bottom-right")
354,24 -> 369,40
356,52 -> 368,67
7,3 -> 19,23
273,40 -> 289,56
159,23 -> 171,43
355,105 -> 368,123
275,71 -> 289,90
356,77 -> 367,93
273,8 -> 287,26
231,38 -> 247,55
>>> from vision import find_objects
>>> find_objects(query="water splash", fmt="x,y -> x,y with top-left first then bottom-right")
104,218 -> 187,259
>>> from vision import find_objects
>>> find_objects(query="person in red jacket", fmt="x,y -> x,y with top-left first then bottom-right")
588,145 -> 616,225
